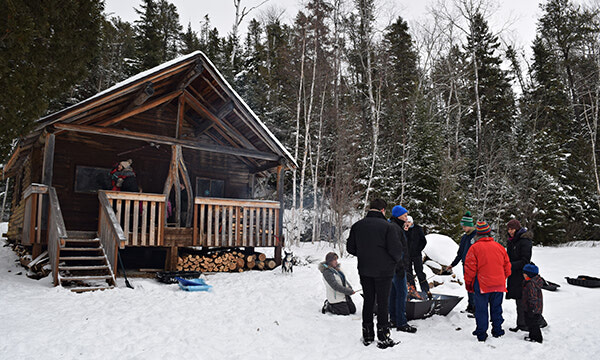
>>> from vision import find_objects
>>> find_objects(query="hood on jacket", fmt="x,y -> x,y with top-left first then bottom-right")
319,261 -> 340,273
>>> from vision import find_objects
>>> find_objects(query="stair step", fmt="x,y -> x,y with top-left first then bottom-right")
67,231 -> 98,239
59,256 -> 105,261
59,265 -> 110,271
65,239 -> 100,244
61,247 -> 102,251
59,275 -> 114,281
69,286 -> 115,293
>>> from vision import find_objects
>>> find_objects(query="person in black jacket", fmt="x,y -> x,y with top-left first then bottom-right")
347,198 -> 403,349
446,211 -> 477,313
388,207 -> 416,333
506,219 -> 535,332
404,215 -> 431,299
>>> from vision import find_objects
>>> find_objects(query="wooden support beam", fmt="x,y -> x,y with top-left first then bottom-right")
217,101 -> 235,120
131,82 -> 155,107
95,90 -> 182,127
250,160 -> 281,174
177,148 -> 194,227
176,95 -> 185,139
183,91 -> 256,150
41,133 -> 55,185
53,123 -> 280,161
177,60 -> 204,90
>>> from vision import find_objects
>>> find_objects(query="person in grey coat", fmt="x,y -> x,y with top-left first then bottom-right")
319,252 -> 356,315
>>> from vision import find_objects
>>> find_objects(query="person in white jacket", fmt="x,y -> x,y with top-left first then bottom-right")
319,252 -> 356,315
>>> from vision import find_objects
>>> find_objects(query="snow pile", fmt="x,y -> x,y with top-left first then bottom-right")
423,233 -> 459,265
2,231 -> 600,359
0,222 -> 7,238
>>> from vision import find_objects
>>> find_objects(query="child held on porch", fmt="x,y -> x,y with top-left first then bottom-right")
110,159 -> 138,192
522,263 -> 544,343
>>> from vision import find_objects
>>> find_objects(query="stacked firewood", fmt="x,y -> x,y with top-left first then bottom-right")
176,251 -> 277,272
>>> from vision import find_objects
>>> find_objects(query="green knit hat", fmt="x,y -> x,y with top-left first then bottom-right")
460,211 -> 474,227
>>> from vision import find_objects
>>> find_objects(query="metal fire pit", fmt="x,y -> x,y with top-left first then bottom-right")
406,292 -> 463,320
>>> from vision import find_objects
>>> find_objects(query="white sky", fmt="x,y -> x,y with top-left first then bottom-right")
103,0 -> 588,59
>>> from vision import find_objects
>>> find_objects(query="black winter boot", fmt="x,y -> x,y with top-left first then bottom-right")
362,325 -> 375,346
376,327 -> 398,349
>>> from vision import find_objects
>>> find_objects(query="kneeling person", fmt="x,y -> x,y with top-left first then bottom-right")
319,252 -> 356,315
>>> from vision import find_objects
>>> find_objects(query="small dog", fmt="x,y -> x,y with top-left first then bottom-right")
282,251 -> 294,273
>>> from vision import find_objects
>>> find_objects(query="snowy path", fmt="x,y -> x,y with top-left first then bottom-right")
1,234 -> 599,359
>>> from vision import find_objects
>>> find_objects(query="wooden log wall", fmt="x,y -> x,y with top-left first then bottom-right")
177,250 -> 276,272
6,156 -> 32,241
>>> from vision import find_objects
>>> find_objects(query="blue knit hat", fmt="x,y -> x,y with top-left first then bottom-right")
392,205 -> 408,218
523,264 -> 539,277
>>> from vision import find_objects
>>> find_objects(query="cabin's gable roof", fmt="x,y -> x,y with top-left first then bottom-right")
4,51 -> 296,177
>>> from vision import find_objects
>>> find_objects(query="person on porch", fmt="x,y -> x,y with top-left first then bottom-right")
110,159 -> 138,192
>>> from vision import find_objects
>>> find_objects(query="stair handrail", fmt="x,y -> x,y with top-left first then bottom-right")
98,191 -> 126,277
47,186 -> 68,286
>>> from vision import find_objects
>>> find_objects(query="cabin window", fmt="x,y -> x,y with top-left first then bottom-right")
74,166 -> 112,193
195,177 -> 224,198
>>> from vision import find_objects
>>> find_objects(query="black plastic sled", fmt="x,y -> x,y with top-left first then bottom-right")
542,278 -> 560,291
565,275 -> 600,288
406,292 -> 463,320
156,270 -> 202,284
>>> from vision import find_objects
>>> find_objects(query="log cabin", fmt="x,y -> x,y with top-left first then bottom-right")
2,51 -> 296,291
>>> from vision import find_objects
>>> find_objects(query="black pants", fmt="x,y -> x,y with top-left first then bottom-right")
408,256 -> 430,292
327,296 -> 356,315
525,311 -> 543,342
516,298 -> 527,328
360,275 -> 393,329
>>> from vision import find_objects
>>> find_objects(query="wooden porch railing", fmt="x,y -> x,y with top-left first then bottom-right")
193,197 -> 280,247
47,186 -> 68,286
21,184 -> 48,246
98,191 -> 126,276
98,191 -> 166,247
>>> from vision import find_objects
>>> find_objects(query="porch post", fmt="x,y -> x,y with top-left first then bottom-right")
40,133 -> 55,251
275,165 -> 284,264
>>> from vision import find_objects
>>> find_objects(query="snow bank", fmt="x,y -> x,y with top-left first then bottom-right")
423,234 -> 459,265
557,240 -> 600,248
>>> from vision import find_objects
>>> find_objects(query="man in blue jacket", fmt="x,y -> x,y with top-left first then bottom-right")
347,199 -> 403,349
446,211 -> 477,313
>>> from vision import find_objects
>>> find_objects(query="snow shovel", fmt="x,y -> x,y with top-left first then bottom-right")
118,250 -> 134,289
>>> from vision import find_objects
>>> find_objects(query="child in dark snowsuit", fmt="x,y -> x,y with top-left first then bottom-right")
522,263 -> 544,343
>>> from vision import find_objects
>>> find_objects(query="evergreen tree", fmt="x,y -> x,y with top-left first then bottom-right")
532,0 -> 600,241
0,0 -> 103,162
181,22 -> 201,55
132,0 -> 182,73
377,16 -> 419,204
57,16 -> 136,106
463,12 -> 516,220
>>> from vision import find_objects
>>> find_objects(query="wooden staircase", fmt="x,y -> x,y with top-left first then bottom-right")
57,234 -> 116,293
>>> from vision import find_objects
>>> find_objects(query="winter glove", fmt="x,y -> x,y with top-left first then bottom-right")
466,282 -> 474,293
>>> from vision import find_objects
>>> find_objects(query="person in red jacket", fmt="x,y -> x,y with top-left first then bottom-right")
464,221 -> 512,342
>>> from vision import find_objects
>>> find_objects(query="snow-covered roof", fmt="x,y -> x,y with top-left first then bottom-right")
5,51 -> 297,176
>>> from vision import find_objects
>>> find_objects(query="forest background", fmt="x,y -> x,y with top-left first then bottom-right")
1,0 -> 599,246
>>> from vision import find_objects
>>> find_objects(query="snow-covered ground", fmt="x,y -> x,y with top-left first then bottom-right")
2,225 -> 600,359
